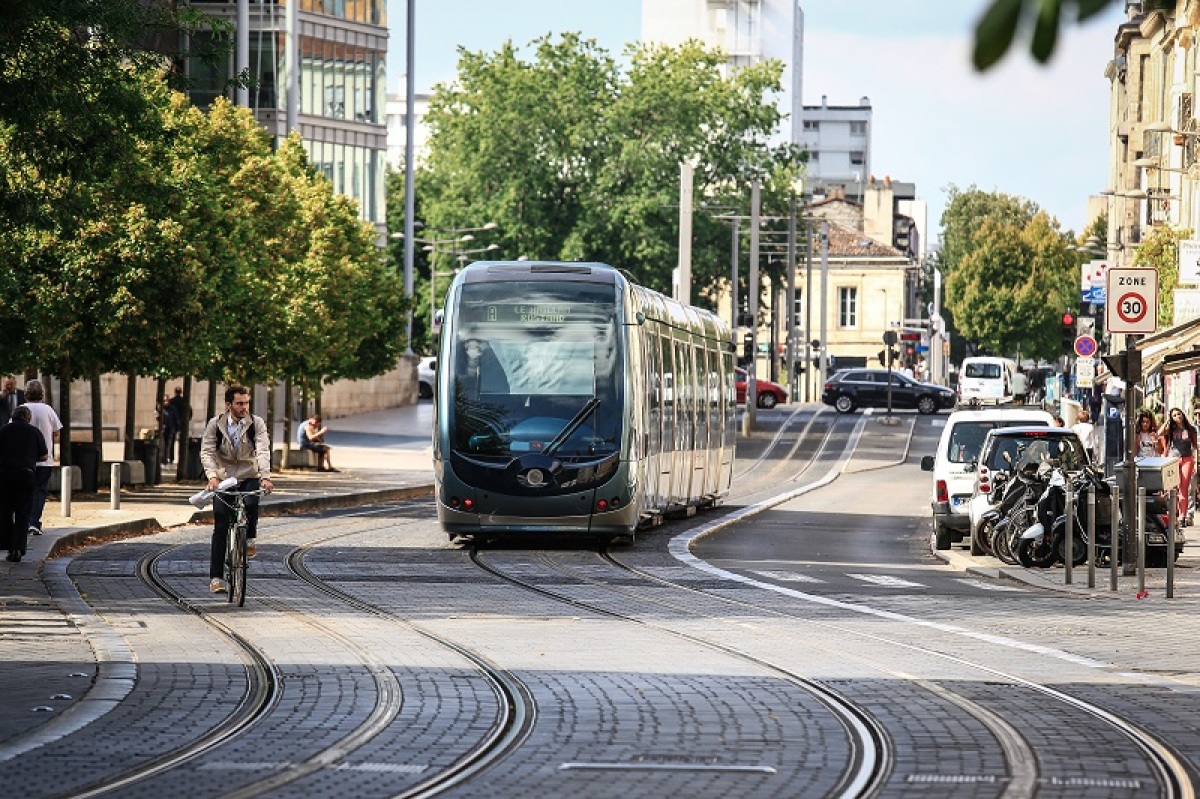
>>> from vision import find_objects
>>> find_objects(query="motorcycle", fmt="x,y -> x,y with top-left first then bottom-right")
1017,463 -> 1064,568
988,460 -> 1048,566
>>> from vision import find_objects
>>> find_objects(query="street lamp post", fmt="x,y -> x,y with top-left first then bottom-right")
396,222 -> 499,349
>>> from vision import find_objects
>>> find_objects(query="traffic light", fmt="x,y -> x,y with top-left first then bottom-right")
878,350 -> 887,366
810,339 -> 821,365
742,333 -> 754,361
1060,311 -> 1076,353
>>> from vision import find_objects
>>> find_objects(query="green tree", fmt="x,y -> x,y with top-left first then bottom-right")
416,33 -> 795,303
1133,225 -> 1189,328
942,186 -> 1076,359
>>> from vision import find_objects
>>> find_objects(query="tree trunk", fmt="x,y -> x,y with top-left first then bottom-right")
282,380 -> 293,470
176,375 -> 193,482
266,382 -> 277,469
315,380 -> 322,419
206,380 -> 217,422
124,373 -> 138,461
59,364 -> 71,467
90,371 -> 103,456
155,376 -> 166,464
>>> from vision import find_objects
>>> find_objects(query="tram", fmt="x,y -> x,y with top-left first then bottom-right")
433,261 -> 737,540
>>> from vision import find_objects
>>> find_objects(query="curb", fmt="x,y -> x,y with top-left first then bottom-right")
47,483 -> 435,559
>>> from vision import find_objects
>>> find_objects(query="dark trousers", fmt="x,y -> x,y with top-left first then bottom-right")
0,468 -> 35,554
29,465 -> 51,530
162,430 -> 178,463
210,477 -> 261,578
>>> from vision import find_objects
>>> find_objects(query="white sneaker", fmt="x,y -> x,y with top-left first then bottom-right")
28,526 -> 42,536
210,578 -> 226,593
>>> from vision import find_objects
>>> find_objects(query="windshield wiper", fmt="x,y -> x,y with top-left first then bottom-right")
544,398 -> 600,456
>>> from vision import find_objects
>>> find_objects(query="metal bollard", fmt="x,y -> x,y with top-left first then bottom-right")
1110,484 -> 1120,592
60,465 -> 71,519
1065,482 -> 1074,585
110,463 -> 122,511
1087,489 -> 1096,588
1137,487 -> 1147,593
1168,487 -> 1177,599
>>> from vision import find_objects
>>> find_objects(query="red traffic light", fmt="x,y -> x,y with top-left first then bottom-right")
1061,312 -> 1075,326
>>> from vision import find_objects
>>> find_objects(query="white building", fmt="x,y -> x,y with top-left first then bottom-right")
802,95 -> 872,203
385,91 -> 431,172
642,0 -> 804,144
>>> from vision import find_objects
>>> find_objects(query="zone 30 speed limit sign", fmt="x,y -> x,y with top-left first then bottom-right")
1105,267 -> 1158,334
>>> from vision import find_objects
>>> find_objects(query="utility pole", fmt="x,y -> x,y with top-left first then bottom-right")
804,220 -> 814,402
786,192 -> 797,401
677,161 -> 694,306
236,0 -> 249,107
402,0 -> 416,355
818,222 -> 829,387
744,181 -> 761,435
730,218 -> 740,345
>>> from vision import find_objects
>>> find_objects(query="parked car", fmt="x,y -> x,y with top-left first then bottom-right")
920,407 -> 1054,550
966,426 -> 1089,555
735,368 -> 788,408
418,356 -> 437,399
821,368 -> 955,415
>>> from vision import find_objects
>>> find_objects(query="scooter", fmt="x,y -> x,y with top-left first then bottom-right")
1017,464 -> 1064,569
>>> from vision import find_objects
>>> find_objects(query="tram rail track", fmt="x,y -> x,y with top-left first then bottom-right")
599,544 -> 1195,797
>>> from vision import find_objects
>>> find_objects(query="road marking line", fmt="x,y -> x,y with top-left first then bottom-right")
749,569 -> 824,583
847,573 -> 927,589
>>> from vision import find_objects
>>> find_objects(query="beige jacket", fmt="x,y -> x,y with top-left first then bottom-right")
200,412 -> 272,482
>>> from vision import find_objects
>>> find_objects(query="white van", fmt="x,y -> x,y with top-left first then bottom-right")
920,406 -> 1054,550
957,356 -> 1017,405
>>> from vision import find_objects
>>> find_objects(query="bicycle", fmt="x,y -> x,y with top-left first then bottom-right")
214,488 -> 267,607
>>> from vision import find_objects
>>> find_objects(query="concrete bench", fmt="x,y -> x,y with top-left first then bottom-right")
272,448 -> 319,470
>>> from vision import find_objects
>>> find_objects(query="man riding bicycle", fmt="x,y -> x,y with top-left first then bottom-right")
200,385 -> 274,593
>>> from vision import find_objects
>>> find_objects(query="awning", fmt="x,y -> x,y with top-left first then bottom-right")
1137,315 -> 1200,377
1095,314 -> 1200,384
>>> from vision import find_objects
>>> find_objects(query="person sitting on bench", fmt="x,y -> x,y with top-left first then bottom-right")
297,414 -> 337,472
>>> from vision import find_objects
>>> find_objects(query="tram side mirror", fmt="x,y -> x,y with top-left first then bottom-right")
635,311 -> 646,325
920,455 -> 935,472
432,309 -> 444,332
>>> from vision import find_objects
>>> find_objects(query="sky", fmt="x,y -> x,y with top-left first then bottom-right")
385,0 -> 1126,241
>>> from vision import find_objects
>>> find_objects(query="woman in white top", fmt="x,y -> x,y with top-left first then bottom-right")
1071,407 -> 1097,462
1135,411 -> 1162,458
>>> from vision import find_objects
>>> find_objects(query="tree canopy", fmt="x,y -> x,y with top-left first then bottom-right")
941,185 -> 1077,359
414,33 -> 802,315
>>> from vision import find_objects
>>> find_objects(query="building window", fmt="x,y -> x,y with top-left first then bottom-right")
850,150 -> 865,166
793,292 -> 803,330
838,287 -> 858,328
804,119 -> 820,130
850,121 -> 866,135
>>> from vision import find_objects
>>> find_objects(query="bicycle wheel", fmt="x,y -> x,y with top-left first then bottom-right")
231,522 -> 247,607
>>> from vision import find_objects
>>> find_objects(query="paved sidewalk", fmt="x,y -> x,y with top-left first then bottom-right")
0,403 -> 438,752
932,531 -> 1200,601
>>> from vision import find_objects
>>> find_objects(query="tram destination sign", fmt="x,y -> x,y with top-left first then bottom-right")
1105,268 -> 1158,334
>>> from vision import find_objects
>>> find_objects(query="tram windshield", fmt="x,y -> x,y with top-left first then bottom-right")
449,280 -> 622,459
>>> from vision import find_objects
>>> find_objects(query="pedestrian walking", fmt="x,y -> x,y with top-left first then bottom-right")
1011,367 -> 1028,405
0,406 -> 47,562
1071,407 -> 1097,463
1136,411 -> 1162,458
21,380 -> 61,537
1160,408 -> 1196,523
160,393 -> 180,463
0,377 -> 25,425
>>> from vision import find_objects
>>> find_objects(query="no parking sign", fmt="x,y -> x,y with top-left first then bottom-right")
1105,268 -> 1158,334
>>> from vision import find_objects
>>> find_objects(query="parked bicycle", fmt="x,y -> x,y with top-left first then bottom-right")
214,488 -> 267,606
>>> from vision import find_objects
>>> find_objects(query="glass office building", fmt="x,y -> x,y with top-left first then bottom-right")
187,1 -> 387,230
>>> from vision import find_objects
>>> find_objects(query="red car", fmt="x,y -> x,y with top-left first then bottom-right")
735,367 -> 788,408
